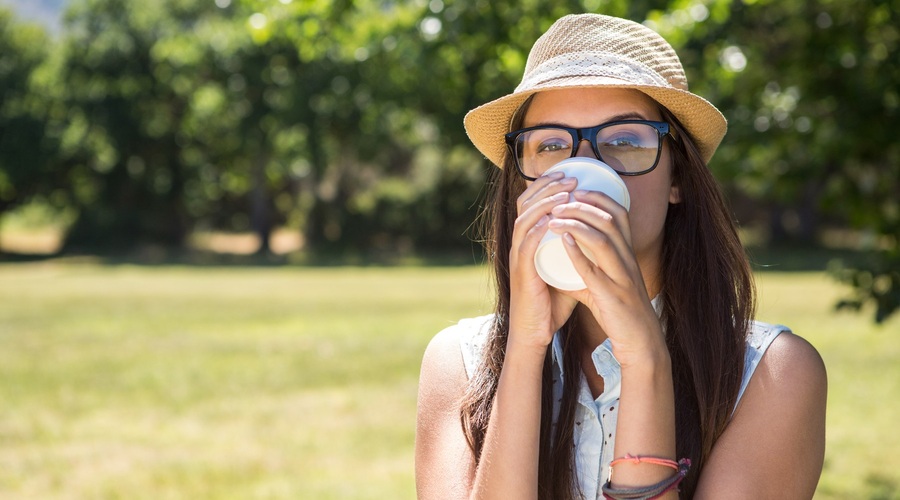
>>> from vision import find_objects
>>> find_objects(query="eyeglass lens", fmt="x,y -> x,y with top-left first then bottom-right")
514,122 -> 661,178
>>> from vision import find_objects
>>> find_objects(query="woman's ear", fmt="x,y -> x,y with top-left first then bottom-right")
669,184 -> 682,204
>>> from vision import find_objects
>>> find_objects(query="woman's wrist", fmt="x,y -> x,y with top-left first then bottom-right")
506,308 -> 556,355
611,322 -> 671,371
618,342 -> 671,374
504,332 -> 552,363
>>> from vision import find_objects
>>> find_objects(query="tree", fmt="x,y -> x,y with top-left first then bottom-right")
3,0 -> 896,319
50,0 -> 211,251
651,0 -> 900,321
0,9 -> 55,250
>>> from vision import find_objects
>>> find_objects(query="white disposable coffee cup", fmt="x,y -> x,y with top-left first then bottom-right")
534,157 -> 631,291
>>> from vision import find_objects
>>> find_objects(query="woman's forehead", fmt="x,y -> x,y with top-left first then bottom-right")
524,88 -> 661,127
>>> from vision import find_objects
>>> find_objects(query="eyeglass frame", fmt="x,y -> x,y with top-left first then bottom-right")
504,120 -> 671,181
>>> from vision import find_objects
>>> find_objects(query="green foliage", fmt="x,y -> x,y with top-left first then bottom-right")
0,9 -> 54,216
692,0 -> 899,240
640,0 -> 900,321
0,0 -> 897,319
47,0 -> 215,250
831,249 -> 900,324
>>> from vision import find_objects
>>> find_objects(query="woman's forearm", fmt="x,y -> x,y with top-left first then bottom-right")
610,345 -> 678,497
470,340 -> 546,500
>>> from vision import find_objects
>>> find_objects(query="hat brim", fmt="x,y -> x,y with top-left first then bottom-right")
463,78 -> 727,168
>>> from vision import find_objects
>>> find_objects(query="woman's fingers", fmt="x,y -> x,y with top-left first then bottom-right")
516,173 -> 577,213
571,189 -> 632,244
550,218 -> 634,286
511,193 -> 565,252
549,201 -> 631,264
560,231 -> 615,290
510,177 -> 578,253
508,175 -> 582,340
546,185 -> 642,286
511,214 -> 550,270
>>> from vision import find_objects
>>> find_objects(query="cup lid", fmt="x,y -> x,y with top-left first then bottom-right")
542,157 -> 630,211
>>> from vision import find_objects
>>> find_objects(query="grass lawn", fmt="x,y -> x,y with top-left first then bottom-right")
0,261 -> 897,499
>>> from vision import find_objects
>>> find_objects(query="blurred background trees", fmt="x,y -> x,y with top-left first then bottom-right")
0,0 -> 897,320
0,9 -> 56,230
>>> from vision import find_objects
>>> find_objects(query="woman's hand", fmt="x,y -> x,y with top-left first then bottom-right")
547,189 -> 667,367
507,172 -> 580,352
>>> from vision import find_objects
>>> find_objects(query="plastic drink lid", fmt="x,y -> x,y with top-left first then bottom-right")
541,157 -> 630,210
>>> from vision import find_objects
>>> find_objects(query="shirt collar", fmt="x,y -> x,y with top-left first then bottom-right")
550,294 -> 662,384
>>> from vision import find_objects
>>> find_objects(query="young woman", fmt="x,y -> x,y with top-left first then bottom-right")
415,14 -> 826,500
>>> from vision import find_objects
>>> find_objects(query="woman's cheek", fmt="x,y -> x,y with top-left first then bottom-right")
622,179 -> 671,252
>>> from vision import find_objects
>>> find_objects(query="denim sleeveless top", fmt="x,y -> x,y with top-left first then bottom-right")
454,306 -> 788,500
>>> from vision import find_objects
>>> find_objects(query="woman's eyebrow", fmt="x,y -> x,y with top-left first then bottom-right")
603,111 -> 650,122
527,111 -> 653,128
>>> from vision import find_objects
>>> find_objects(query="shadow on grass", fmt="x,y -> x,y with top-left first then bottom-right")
746,245 -> 872,273
0,246 -> 487,268
865,473 -> 900,500
2,243 -> 878,272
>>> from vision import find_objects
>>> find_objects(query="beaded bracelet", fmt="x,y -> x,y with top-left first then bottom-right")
601,458 -> 691,500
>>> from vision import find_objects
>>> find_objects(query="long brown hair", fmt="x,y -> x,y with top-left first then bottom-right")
460,95 -> 755,499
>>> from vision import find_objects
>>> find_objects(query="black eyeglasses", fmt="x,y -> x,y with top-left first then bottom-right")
504,120 -> 670,181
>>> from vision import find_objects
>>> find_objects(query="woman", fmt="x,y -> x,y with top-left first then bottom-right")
416,14 -> 826,500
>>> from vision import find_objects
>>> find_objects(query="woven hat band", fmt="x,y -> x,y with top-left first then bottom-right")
516,53 -> 670,93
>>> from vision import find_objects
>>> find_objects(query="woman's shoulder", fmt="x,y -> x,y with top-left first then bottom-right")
737,321 -> 825,410
420,314 -> 495,386
417,319 -> 485,497
737,321 -> 827,412
752,323 -> 827,387
426,314 -> 495,380
700,326 -> 827,496
744,321 -> 825,379
417,316 -> 495,432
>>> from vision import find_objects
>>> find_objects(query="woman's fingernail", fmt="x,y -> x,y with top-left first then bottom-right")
547,172 -> 565,179
563,233 -> 576,245
574,190 -> 589,196
551,192 -> 569,201
561,176 -> 578,183
551,204 -> 565,214
536,215 -> 549,226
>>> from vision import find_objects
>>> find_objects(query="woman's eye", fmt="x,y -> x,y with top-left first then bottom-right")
536,140 -> 570,154
607,136 -> 641,147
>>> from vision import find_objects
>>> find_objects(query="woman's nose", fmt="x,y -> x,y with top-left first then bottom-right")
574,139 -> 599,159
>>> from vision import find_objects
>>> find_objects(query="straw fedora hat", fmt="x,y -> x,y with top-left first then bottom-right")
463,14 -> 727,167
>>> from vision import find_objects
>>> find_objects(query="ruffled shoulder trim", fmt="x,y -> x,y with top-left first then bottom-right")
734,321 -> 792,416
454,314 -> 496,379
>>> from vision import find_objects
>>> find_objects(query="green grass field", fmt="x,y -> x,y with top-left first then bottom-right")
0,262 -> 897,499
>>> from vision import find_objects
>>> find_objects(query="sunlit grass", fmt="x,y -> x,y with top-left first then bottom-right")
0,263 -> 896,498
755,272 -> 900,499
0,263 -> 492,499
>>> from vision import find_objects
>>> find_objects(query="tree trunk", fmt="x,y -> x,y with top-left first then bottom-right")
302,123 -> 328,252
251,151 -> 271,255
